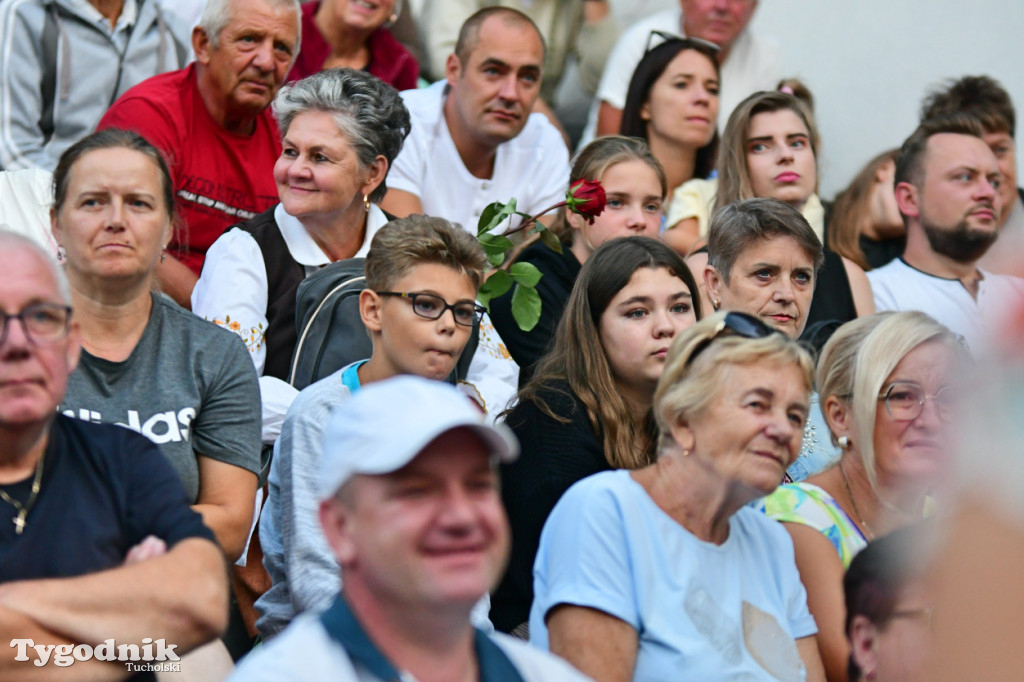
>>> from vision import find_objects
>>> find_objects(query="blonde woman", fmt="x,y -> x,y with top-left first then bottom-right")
531,311 -> 825,681
762,312 -> 967,681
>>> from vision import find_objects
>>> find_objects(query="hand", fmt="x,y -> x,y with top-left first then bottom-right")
124,535 -> 168,564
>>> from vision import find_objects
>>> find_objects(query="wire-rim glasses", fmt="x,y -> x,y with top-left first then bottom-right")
878,382 -> 956,423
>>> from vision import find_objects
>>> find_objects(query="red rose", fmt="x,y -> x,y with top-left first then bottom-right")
565,179 -> 606,224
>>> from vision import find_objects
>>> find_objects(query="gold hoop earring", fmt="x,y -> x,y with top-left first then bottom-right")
363,194 -> 371,212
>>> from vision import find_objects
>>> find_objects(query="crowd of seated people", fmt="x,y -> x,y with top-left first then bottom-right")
2,0 -> 1023,680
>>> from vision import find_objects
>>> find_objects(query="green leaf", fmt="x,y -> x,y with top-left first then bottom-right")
478,233 -> 514,268
477,199 -> 518,236
509,262 -> 542,287
538,228 -> 563,254
477,270 -> 513,310
478,233 -> 514,251
510,283 -> 542,332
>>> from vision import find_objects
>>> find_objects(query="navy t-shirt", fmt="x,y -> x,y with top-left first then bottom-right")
0,416 -> 216,680
0,415 -> 214,580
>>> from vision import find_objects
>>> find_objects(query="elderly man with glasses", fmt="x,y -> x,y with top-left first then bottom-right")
0,231 -> 228,680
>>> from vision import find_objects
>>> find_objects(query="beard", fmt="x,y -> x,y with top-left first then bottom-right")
921,216 -> 998,264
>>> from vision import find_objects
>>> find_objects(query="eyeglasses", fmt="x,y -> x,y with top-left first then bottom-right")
686,311 -> 779,366
0,303 -> 72,346
377,292 -> 485,327
878,382 -> 956,423
644,30 -> 722,56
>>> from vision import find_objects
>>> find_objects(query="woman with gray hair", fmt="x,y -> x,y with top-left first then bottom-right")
192,67 -> 411,441
530,311 -> 825,681
761,311 -> 967,681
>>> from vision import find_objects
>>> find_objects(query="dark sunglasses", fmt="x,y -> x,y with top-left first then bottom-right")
686,312 -> 778,367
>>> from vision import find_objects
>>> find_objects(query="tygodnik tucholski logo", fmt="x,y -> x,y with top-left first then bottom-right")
11,637 -> 181,672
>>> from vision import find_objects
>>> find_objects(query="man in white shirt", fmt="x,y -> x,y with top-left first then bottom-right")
381,7 -> 570,233
868,114 -> 1024,353
583,0 -> 781,145
230,377 -> 592,682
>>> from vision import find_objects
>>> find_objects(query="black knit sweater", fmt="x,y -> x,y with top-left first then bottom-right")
491,381 -> 611,633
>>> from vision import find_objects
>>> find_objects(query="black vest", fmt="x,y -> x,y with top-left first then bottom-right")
234,207 -> 304,382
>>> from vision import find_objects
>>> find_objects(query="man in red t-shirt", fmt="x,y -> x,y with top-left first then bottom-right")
98,0 -> 301,307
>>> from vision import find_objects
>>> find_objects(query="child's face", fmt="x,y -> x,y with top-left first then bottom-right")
374,263 -> 477,381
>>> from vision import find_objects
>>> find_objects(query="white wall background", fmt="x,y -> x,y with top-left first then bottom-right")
749,0 -> 1024,198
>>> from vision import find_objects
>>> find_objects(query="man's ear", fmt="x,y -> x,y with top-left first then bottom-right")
894,181 -> 919,220
848,614 -> 880,681
193,26 -> 213,65
445,53 -> 463,87
319,498 -> 357,567
360,288 -> 384,332
704,265 -> 724,309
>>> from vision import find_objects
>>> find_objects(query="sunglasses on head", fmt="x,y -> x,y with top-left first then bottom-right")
686,312 -> 779,367
644,30 -> 722,56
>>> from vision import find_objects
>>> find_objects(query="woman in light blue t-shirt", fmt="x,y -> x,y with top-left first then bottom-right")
531,311 -> 826,681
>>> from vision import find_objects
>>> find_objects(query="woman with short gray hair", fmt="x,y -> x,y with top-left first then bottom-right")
192,67 -> 411,441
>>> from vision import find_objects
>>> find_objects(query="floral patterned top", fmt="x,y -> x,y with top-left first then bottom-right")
758,482 -> 868,569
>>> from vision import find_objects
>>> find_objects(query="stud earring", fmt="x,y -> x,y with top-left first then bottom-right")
56,245 -> 66,262
838,436 -> 850,449
712,299 -> 720,311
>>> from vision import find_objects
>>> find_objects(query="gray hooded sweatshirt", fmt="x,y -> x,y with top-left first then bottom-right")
0,0 -> 190,171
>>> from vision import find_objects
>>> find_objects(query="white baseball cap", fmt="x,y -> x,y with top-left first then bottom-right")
318,376 -> 519,499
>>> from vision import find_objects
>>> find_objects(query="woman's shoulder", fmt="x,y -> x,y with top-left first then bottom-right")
734,503 -> 802,550
520,239 -> 579,272
506,380 -> 586,426
553,470 -> 639,519
666,178 -> 718,233
760,482 -> 838,521
151,294 -> 251,356
201,223 -> 265,272
760,481 -> 865,561
504,382 -> 605,468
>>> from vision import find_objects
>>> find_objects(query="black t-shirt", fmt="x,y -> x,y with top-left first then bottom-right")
0,415 -> 214,580
0,416 -> 215,680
